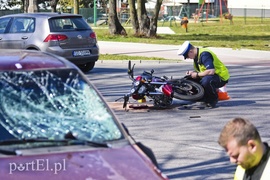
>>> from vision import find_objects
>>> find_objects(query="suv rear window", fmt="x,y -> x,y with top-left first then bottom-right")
49,17 -> 91,32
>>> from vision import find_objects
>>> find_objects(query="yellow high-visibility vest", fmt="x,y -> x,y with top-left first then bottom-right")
234,157 -> 270,180
195,48 -> 230,81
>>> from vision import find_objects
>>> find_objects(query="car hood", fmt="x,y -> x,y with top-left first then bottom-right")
0,145 -> 164,180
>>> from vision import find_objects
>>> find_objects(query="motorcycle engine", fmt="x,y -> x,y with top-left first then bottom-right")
152,94 -> 173,108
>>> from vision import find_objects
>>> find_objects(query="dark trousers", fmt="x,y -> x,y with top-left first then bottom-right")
199,74 -> 228,103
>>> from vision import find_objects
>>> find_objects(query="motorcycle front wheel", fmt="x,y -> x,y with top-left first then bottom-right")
171,79 -> 204,101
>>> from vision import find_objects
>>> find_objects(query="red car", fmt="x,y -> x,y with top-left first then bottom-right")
0,50 -> 168,180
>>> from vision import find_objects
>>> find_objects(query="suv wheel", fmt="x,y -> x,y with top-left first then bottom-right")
78,62 -> 95,72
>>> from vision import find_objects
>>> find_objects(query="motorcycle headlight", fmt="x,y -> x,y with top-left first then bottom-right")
134,80 -> 140,86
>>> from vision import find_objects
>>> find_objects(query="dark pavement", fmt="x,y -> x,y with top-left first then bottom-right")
87,42 -> 270,179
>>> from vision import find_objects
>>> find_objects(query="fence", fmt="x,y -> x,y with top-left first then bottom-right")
0,9 -> 22,16
1,7 -> 270,25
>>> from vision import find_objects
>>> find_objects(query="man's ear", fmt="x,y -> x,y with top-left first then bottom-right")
247,139 -> 257,152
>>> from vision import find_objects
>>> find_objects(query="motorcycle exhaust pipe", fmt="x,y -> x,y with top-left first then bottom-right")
148,92 -> 163,95
150,82 -> 166,85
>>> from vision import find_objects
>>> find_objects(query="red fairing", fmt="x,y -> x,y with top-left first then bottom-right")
162,84 -> 173,96
132,76 -> 143,100
135,76 -> 142,81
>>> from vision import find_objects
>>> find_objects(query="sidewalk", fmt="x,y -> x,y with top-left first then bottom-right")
98,41 -> 270,66
157,27 -> 176,34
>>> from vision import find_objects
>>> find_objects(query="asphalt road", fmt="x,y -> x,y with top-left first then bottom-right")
87,42 -> 270,180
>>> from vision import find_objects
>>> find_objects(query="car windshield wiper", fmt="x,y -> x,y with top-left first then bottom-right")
64,131 -> 110,148
0,138 -> 70,155
0,148 -> 18,155
0,137 -> 110,148
0,138 -> 68,145
67,139 -> 110,148
0,138 -> 110,156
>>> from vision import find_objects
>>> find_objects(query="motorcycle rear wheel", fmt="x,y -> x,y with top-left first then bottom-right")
172,79 -> 204,101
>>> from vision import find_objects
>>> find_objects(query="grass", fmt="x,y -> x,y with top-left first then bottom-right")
93,17 -> 270,60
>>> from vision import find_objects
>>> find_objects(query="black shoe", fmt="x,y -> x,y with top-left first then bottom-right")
206,100 -> 218,108
200,102 -> 207,106
199,100 -> 217,108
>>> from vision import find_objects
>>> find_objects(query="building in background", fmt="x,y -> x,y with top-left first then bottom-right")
160,0 -> 270,18
228,0 -> 270,17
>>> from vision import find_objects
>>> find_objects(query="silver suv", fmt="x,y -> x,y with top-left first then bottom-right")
0,12 -> 99,72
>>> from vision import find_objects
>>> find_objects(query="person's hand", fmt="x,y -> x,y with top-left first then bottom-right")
186,70 -> 191,75
188,71 -> 198,79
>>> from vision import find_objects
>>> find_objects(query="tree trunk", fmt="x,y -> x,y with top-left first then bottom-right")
108,0 -> 127,35
128,0 -> 139,35
137,0 -> 150,37
73,0 -> 79,14
28,0 -> 38,12
23,0 -> 29,13
50,0 -> 59,12
149,0 -> 163,37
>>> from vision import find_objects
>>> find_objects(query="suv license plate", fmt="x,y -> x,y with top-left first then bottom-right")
73,50 -> 91,57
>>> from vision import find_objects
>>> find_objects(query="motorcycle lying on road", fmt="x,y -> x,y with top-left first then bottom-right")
117,61 -> 205,109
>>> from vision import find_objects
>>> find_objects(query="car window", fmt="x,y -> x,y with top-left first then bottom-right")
0,17 -> 11,34
0,69 -> 123,142
49,17 -> 91,32
10,19 -> 25,33
9,18 -> 35,33
24,18 -> 35,32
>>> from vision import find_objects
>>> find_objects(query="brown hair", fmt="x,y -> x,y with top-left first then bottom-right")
218,117 -> 261,148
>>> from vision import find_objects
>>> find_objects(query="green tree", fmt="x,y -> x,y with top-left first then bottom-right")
148,0 -> 163,37
50,0 -> 59,12
108,0 -> 127,35
73,0 -> 79,14
128,0 -> 139,35
137,0 -> 150,36
128,0 -> 163,37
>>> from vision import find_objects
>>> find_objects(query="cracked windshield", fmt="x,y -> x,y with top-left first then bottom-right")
0,69 -> 122,142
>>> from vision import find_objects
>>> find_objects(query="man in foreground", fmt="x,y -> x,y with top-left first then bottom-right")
218,117 -> 270,180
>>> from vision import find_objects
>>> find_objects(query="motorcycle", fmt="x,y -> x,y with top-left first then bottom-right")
118,61 -> 205,109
